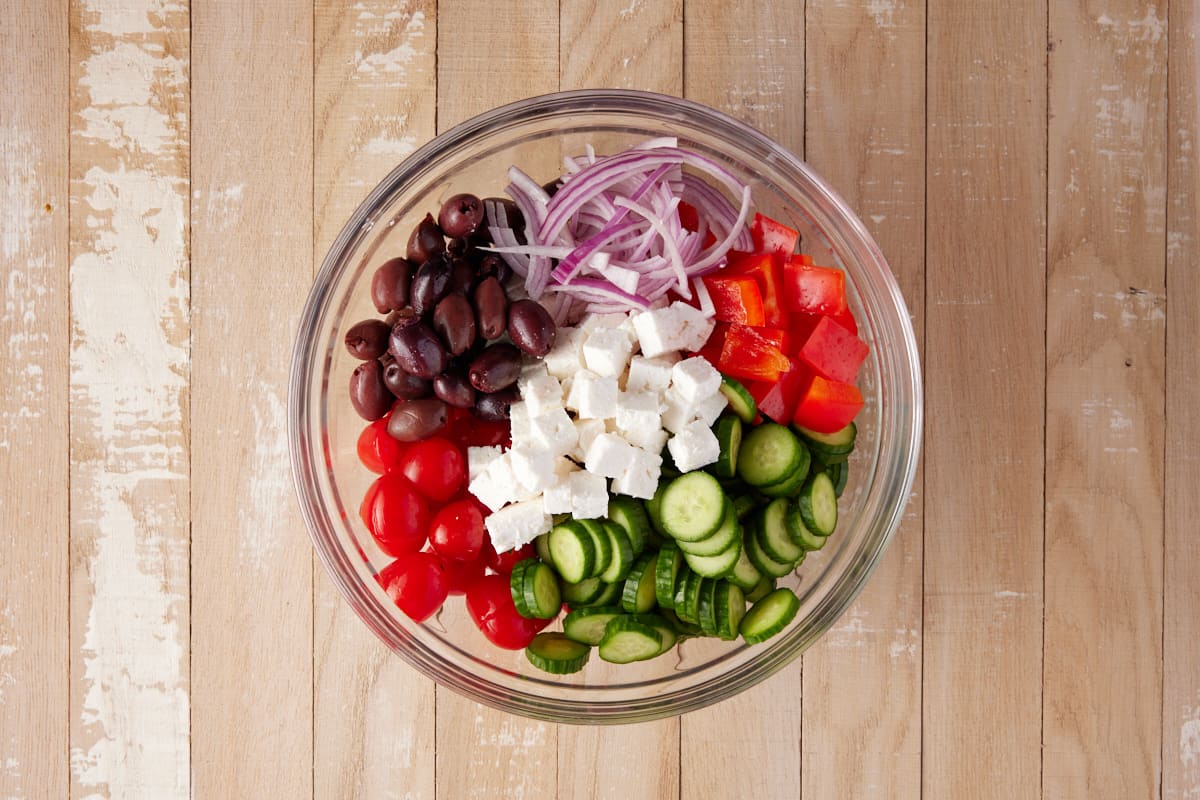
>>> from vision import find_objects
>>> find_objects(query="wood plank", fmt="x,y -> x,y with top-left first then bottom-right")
801,1 -> 924,796
0,2 -> 69,797
433,6 -> 559,799
312,2 -> 438,797
1043,3 -> 1168,797
555,4 -> 682,798
681,4 -> 803,797
190,1 -> 313,796
923,1 -> 1045,797
67,0 -> 191,796
1163,5 -> 1200,798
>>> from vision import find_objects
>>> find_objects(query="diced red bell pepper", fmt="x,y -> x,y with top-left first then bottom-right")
717,324 -> 793,382
797,316 -> 870,384
795,253 -> 814,266
787,312 -> 825,350
754,365 -> 810,424
694,321 -> 729,366
782,257 -> 848,317
750,213 -> 800,259
701,274 -> 766,326
792,374 -> 864,433
727,251 -> 786,326
678,201 -> 718,248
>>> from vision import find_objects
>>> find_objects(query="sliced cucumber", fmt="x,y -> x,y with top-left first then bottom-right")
674,568 -> 703,625
547,521 -> 596,584
797,471 -> 838,536
737,423 -> 810,488
672,563 -> 693,618
682,539 -> 742,579
644,484 -> 669,537
757,462 -> 810,498
739,587 -> 801,644
525,632 -> 591,674
534,532 -> 553,564
711,415 -> 743,479
659,472 -> 728,542
607,496 -> 652,556
629,613 -> 678,655
757,498 -> 805,564
659,608 -> 704,639
586,579 -> 623,607
744,575 -> 776,603
562,606 -> 624,646
786,503 -> 827,551
794,421 -> 856,464
727,542 -> 763,590
719,375 -> 757,423
621,552 -> 659,613
509,559 -> 562,619
598,521 -> 635,584
655,542 -> 683,609
560,575 -> 605,605
714,581 -> 747,641
696,578 -> 720,637
825,460 -> 849,498
676,504 -> 740,557
732,494 -> 758,521
577,518 -> 614,578
745,519 -> 796,578
598,616 -> 663,663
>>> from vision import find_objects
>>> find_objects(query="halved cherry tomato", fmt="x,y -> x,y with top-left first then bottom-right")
797,315 -> 869,384
717,324 -> 793,382
378,551 -> 448,622
792,374 -> 865,433
429,498 -> 486,562
750,213 -> 800,259
701,274 -> 766,326
363,474 -> 430,556
440,555 -> 486,596
399,436 -> 467,503
782,257 -> 848,317
464,573 -> 551,649
357,417 -> 405,474
483,540 -> 535,575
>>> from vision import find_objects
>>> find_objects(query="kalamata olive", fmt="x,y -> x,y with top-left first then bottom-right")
388,322 -> 448,379
431,293 -> 477,356
468,343 -> 522,393
370,257 -> 412,313
477,254 -> 513,287
410,257 -> 453,316
406,213 -> 445,265
474,385 -> 520,422
433,370 -> 476,409
349,360 -> 394,421
507,298 -> 557,357
473,276 -> 509,340
386,397 -> 448,442
438,193 -> 485,239
383,360 -> 432,399
449,257 -> 475,294
446,236 -> 468,257
344,319 -> 391,360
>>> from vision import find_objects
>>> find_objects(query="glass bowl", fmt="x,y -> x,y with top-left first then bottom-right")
289,89 -> 921,724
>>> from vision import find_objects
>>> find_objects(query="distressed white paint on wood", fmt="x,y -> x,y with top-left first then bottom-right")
68,0 -> 191,796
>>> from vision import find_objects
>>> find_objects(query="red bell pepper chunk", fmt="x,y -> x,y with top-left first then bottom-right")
679,201 -> 718,248
792,374 -> 864,433
797,316 -> 870,384
717,324 -> 793,382
750,213 -> 800,259
701,274 -> 766,326
727,251 -> 786,326
795,253 -> 814,265
694,321 -> 729,366
754,365 -> 810,424
782,257 -> 848,316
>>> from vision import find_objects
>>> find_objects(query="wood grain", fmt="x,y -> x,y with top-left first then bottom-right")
1044,2 -> 1168,797
1163,4 -> 1200,798
312,2 -> 438,797
68,0 -> 191,796
0,2 -> 68,797
190,1 -> 313,797
923,1 -> 1046,797
801,1 -> 924,796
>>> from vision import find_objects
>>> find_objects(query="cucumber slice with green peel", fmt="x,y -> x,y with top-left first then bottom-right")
797,471 -> 838,536
680,569 -> 704,626
711,415 -> 743,479
621,552 -> 659,613
560,575 -> 605,605
719,375 -> 757,423
757,498 -> 805,564
757,462 -> 810,498
607,497 -> 652,556
659,472 -> 728,542
672,563 -> 693,618
509,559 -> 562,619
598,616 -> 664,663
655,542 -> 683,609
658,608 -> 704,639
739,587 -> 801,644
825,460 -> 849,498
548,521 -> 596,583
676,505 -> 740,557
628,613 -> 679,654
682,538 -> 742,579
732,494 -> 758,521
525,632 -> 591,674
599,521 -> 635,584
727,542 -> 763,590
696,578 -> 720,636
744,575 -> 776,603
644,484 -> 669,537
576,519 -> 614,578
714,581 -> 747,640
786,503 -> 827,551
534,532 -> 553,564
737,423 -> 810,488
745,520 -> 796,578
793,421 -> 856,463
585,579 -> 623,607
562,606 -> 625,646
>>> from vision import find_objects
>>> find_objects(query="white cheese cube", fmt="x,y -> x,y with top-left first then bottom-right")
676,303 -> 717,352
582,327 -> 634,378
565,370 -> 618,419
528,407 -> 578,457
568,471 -> 609,519
670,356 -> 723,405
667,420 -> 722,473
510,446 -> 560,492
625,355 -> 677,394
580,312 -> 634,340
469,453 -> 516,511
542,476 -> 575,514
621,424 -> 668,455
632,301 -> 715,357
542,326 -> 586,379
616,390 -> 662,434
467,445 -> 503,480
571,417 -> 606,462
692,390 -> 729,427
611,447 -> 662,500
584,432 -> 639,479
660,386 -> 696,434
520,372 -> 564,416
508,401 -> 532,448
485,499 -> 552,553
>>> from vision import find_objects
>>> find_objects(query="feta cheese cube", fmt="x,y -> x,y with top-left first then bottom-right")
542,326 -> 586,379
469,453 -> 519,511
541,476 -> 575,514
520,372 -> 564,416
485,499 -> 552,553
632,302 -> 715,357
510,446 -> 560,491
580,312 -> 634,339
626,427 -> 668,454
667,420 -> 722,472
671,356 -> 723,404
625,354 -> 677,394
508,401 -> 532,448
660,386 -> 696,434
467,445 -> 503,480
676,304 -> 717,352
582,327 -> 634,377
568,471 -> 609,519
584,432 -> 639,479
571,417 -> 606,462
565,370 -> 618,419
528,407 -> 578,457
615,390 -> 662,436
611,448 -> 662,500
692,390 -> 729,427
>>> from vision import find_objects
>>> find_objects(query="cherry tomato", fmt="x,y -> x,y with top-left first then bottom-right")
482,540 -> 535,575
398,436 -> 467,503
378,551 -> 448,622
428,498 -> 486,562
357,417 -> 406,474
440,555 -> 486,595
464,573 -> 550,649
362,474 -> 430,556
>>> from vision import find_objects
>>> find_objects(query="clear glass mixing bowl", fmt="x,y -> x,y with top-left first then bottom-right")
289,89 -> 921,723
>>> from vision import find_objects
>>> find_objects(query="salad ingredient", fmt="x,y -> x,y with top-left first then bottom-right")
432,370 -> 476,408
717,375 -> 757,423
621,552 -> 660,613
797,316 -> 869,385
349,360 -> 395,421
428,497 -> 486,561
431,293 -> 477,356
440,555 -> 486,595
399,436 -> 467,502
716,324 -> 793,383
465,573 -> 550,649
344,319 -> 392,360
472,275 -> 509,339
357,417 -> 405,474
524,632 -> 591,674
438,193 -> 486,238
727,251 -> 786,326
370,256 -> 413,314
736,423 -> 811,488
507,298 -> 558,356
406,213 -> 446,264
794,421 -> 857,463
796,471 -> 839,536
482,540 -> 536,575
658,471 -> 727,542
362,474 -> 431,556
791,375 -> 864,433
473,386 -> 519,422
750,212 -> 800,259
467,343 -> 522,393
738,587 -> 801,644
701,274 -> 766,326
378,551 -> 449,623
410,258 -> 454,315
782,258 -> 848,317
383,360 -> 432,400
386,397 -> 449,442
597,615 -> 663,664
509,558 -> 562,618
388,320 -> 449,379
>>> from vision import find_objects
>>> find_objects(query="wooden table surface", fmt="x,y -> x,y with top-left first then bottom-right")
2,1 -> 1197,797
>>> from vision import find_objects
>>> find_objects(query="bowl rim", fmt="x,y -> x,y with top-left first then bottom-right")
289,87 -> 923,723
